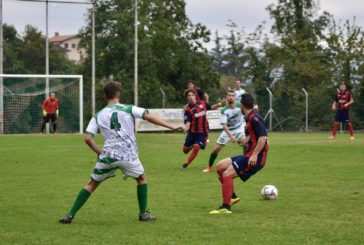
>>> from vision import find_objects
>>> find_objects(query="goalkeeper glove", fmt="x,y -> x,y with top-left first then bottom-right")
42,110 -> 47,116
56,109 -> 59,116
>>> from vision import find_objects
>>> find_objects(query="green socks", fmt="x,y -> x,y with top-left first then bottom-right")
137,183 -> 148,214
208,153 -> 218,167
68,188 -> 91,217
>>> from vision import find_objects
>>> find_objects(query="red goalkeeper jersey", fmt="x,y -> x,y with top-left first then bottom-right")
42,98 -> 59,114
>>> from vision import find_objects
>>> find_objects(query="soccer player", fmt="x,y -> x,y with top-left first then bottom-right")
40,92 -> 59,134
186,80 -> 209,103
329,83 -> 354,140
59,81 -> 183,224
228,80 -> 246,103
182,89 -> 221,169
203,91 -> 246,173
209,93 -> 268,214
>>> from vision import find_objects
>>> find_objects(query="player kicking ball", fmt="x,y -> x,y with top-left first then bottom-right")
59,81 -> 183,224
209,94 -> 269,214
203,90 -> 246,173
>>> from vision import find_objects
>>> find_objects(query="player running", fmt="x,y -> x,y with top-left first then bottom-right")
209,94 -> 268,214
59,81 -> 183,224
203,90 -> 246,173
329,83 -> 355,140
182,89 -> 221,169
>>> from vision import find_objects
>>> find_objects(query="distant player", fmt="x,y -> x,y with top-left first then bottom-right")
209,94 -> 268,214
186,80 -> 209,103
40,92 -> 59,134
59,81 -> 183,224
182,89 -> 221,169
203,90 -> 246,173
228,80 -> 246,103
329,83 -> 354,140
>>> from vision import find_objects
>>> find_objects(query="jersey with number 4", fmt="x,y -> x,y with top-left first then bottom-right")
85,103 -> 147,162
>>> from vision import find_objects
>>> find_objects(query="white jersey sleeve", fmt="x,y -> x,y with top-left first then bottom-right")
220,110 -> 228,125
132,106 -> 148,119
85,117 -> 98,136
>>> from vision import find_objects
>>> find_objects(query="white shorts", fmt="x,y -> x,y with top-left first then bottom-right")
216,123 -> 246,145
91,157 -> 144,182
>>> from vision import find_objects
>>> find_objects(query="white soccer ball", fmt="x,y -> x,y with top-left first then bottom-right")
261,185 -> 278,200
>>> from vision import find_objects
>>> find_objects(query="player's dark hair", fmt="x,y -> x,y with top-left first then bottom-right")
184,88 -> 196,98
227,90 -> 235,94
187,80 -> 195,85
103,81 -> 121,100
241,93 -> 254,109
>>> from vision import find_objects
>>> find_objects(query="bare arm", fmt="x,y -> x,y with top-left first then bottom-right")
204,92 -> 209,103
143,113 -> 183,131
344,97 -> 354,108
248,136 -> 268,166
332,101 -> 336,111
84,134 -> 102,156
222,124 -> 236,143
184,121 -> 191,133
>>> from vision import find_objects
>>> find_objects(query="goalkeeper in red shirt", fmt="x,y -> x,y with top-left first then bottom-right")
41,92 -> 59,134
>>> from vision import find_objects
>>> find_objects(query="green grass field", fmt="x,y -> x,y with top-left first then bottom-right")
0,132 -> 363,244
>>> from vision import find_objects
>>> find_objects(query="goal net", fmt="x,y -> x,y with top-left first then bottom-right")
0,74 -> 83,134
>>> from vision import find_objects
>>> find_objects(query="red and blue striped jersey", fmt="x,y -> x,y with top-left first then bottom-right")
245,110 -> 268,157
184,100 -> 209,133
335,91 -> 351,110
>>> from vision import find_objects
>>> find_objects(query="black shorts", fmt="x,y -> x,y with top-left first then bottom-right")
43,114 -> 57,123
184,132 -> 208,149
231,151 -> 268,182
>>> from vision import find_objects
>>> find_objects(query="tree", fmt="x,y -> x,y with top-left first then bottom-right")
79,0 -> 220,111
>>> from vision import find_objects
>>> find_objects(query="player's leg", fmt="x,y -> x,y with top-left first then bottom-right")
330,111 -> 341,139
345,110 -> 354,139
51,114 -> 57,133
59,159 -> 117,224
59,179 -> 100,224
203,143 -> 223,172
183,133 -> 207,169
40,116 -> 48,133
209,158 -> 237,214
135,174 -> 156,221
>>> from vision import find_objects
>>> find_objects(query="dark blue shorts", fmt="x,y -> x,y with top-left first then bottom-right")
231,151 -> 268,182
184,132 -> 208,149
335,109 -> 350,122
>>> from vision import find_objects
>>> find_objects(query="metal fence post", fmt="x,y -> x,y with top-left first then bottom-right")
302,88 -> 308,132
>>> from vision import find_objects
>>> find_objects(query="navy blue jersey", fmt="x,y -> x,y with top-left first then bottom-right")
194,87 -> 205,101
245,110 -> 268,157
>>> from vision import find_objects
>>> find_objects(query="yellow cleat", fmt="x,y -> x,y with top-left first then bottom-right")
328,136 -> 335,139
209,208 -> 232,214
350,136 -> 355,140
230,197 -> 240,206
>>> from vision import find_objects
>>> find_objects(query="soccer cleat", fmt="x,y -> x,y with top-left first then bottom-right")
350,136 -> 355,140
209,206 -> 232,214
59,215 -> 73,224
230,197 -> 240,206
182,163 -> 188,169
139,211 -> 157,221
202,166 -> 212,173
328,136 -> 335,139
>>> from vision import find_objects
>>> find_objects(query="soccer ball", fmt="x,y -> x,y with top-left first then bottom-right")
261,185 -> 278,200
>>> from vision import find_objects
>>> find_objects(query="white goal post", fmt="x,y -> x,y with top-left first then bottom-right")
0,74 -> 83,134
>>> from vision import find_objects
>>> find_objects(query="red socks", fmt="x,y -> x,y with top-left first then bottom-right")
222,176 -> 233,206
348,123 -> 354,136
332,123 -> 339,137
186,144 -> 200,165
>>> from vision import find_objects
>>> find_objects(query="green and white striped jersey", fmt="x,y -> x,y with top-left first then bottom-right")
85,103 -> 147,162
220,103 -> 245,130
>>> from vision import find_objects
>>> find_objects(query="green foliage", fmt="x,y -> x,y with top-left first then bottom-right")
0,133 -> 363,244
79,0 -> 220,110
209,0 -> 364,130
